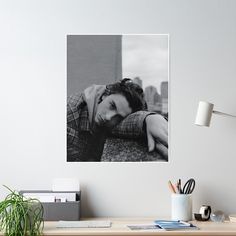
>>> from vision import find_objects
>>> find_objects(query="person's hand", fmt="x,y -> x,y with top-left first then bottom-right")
145,114 -> 168,159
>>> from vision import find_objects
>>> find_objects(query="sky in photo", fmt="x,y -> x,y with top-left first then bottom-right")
122,34 -> 168,93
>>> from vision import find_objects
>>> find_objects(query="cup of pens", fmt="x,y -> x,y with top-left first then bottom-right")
168,178 -> 195,221
172,194 -> 192,221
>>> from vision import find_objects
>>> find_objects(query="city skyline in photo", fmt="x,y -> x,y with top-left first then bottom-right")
122,34 -> 169,94
122,34 -> 169,114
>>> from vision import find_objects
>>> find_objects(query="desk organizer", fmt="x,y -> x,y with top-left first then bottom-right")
20,190 -> 81,221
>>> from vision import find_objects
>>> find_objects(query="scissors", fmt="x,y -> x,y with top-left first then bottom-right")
182,178 -> 195,194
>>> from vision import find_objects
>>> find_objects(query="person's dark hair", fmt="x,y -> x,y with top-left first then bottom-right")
103,78 -> 147,112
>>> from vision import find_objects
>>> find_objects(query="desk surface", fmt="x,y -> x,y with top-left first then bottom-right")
41,218 -> 236,236
2,218 -> 236,236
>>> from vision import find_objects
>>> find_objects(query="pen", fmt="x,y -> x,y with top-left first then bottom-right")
178,220 -> 192,226
178,179 -> 182,194
175,182 -> 180,194
168,180 -> 176,194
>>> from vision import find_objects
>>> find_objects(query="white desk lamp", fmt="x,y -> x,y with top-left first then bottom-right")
195,101 -> 236,127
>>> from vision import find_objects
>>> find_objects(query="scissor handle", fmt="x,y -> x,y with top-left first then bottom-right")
183,178 -> 195,194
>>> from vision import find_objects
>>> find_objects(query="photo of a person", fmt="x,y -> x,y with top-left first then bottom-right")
67,79 -> 168,161
67,34 -> 169,162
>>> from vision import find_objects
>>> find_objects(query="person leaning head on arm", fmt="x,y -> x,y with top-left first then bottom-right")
67,78 -> 167,161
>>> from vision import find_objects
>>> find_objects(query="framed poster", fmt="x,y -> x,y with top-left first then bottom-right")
67,34 -> 169,162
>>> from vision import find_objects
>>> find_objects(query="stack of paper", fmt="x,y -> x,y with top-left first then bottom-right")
22,192 -> 77,202
154,220 -> 199,231
57,220 -> 112,228
127,224 -> 161,230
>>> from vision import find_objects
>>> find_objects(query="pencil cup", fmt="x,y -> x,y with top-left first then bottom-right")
171,194 -> 192,221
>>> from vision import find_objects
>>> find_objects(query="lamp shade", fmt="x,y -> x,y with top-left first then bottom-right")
195,101 -> 214,126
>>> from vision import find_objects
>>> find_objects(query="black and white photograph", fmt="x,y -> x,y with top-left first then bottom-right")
67,34 -> 169,162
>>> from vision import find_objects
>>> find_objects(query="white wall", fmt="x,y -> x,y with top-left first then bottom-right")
1,0 -> 236,217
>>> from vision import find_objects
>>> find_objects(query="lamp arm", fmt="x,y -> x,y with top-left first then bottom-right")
213,110 -> 236,118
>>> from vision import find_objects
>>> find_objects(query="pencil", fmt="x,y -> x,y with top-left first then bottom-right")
168,180 -> 176,194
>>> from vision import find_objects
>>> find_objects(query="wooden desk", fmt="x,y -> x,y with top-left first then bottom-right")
41,218 -> 236,236
1,218 -> 236,236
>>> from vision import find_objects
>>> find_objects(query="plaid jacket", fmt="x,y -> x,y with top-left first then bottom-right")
67,93 -> 153,162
